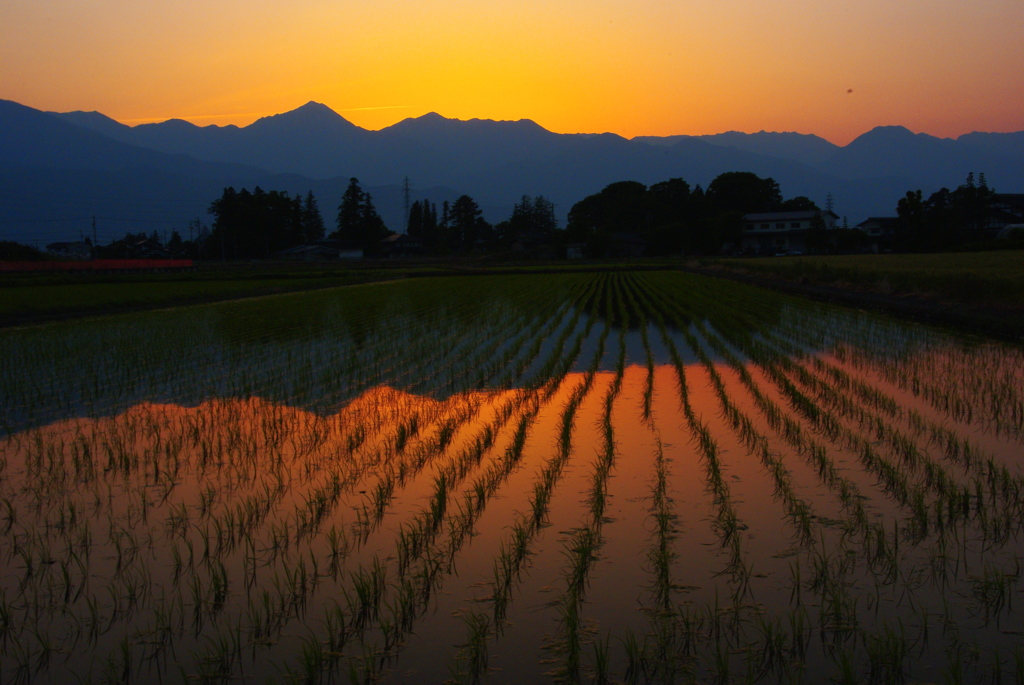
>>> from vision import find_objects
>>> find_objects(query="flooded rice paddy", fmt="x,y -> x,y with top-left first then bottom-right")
1,271 -> 1023,684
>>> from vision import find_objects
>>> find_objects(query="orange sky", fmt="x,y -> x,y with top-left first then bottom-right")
2,0 -> 1022,145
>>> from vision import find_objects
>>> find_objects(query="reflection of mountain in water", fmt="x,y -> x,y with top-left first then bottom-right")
0,271 -> 1004,435
4,326 -> 1024,683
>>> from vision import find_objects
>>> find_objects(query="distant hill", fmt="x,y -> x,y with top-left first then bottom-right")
57,101 -> 438,182
637,125 -> 1023,195
2,98 -> 1022,245
634,131 -> 839,167
1,100 -> 419,242
823,126 -> 1023,189
2,99 -> 259,179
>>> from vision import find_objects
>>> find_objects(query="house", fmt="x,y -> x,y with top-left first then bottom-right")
45,241 -> 92,259
855,217 -> 899,253
565,243 -> 586,259
379,233 -> 423,258
740,210 -> 839,254
277,239 -> 363,261
986,194 -> 1024,237
509,229 -> 556,259
126,237 -> 169,259
995,224 -> 1024,240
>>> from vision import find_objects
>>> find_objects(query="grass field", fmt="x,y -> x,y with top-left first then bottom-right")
2,271 -> 1023,684
0,263 -> 442,323
714,251 -> 1024,304
0,260 -> 682,325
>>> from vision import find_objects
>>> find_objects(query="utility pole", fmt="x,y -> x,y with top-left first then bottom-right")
92,217 -> 97,259
825,193 -> 834,214
402,177 -> 412,233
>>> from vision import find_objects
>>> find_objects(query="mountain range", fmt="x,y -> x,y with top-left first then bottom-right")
2,98 -> 1022,245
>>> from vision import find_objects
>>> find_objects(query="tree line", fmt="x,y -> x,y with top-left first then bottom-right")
208,188 -> 325,260
334,178 -> 557,254
894,173 -> 1007,251
18,169 -> 1010,263
196,172 -> 824,259
565,171 -> 826,257
406,194 -> 558,251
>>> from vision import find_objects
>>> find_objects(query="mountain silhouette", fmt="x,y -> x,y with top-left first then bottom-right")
248,101 -> 360,133
3,99 -> 256,178
956,131 -> 1024,161
635,130 -> 838,167
57,101 -> 433,181
823,126 -> 1022,189
4,99 -> 1023,245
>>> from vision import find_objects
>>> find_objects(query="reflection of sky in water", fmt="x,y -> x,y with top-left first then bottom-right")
3,273 -> 1024,684
4,361 -> 1024,682
0,275 -> 1020,439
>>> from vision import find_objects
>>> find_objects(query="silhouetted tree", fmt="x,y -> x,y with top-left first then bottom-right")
333,178 -> 365,242
780,196 -> 819,211
437,200 -> 454,248
407,200 -> 424,238
895,190 -> 926,251
167,231 -> 184,256
705,172 -> 782,214
566,181 -> 649,245
646,178 -> 696,255
563,172 -> 815,257
498,195 -> 557,247
703,172 -> 784,252
893,173 -> 995,251
0,241 -> 47,260
331,178 -> 390,251
423,200 -> 438,247
302,191 -> 326,242
208,186 -> 307,259
450,195 -> 491,250
407,198 -> 441,248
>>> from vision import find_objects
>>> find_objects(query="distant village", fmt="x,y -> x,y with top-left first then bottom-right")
16,171 -> 1024,266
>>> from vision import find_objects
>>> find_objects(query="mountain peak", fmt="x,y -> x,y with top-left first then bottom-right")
248,101 -> 358,132
48,108 -> 134,140
862,125 -> 915,138
850,125 -> 954,146
386,112 -> 552,137
295,101 -> 337,114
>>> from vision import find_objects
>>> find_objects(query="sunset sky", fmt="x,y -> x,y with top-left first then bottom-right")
3,0 -> 1022,145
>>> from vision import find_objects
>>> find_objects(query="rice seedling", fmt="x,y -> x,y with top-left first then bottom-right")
2,272 -> 1023,683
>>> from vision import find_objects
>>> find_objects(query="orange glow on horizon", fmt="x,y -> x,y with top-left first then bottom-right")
2,0 -> 1022,146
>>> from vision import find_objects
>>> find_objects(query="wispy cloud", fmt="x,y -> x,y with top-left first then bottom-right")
337,105 -> 415,112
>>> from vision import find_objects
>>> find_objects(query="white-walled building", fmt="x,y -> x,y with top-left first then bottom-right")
740,210 -> 839,254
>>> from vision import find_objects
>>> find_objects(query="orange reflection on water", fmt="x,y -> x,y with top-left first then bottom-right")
5,350 -> 1023,684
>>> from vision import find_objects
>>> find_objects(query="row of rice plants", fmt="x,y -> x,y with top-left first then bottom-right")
639,271 -> 1024,682
3,270 -> 1024,683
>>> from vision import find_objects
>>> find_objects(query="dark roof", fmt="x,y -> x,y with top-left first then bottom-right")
313,239 -> 362,250
856,217 -> 899,227
381,233 -> 420,244
992,194 -> 1024,210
